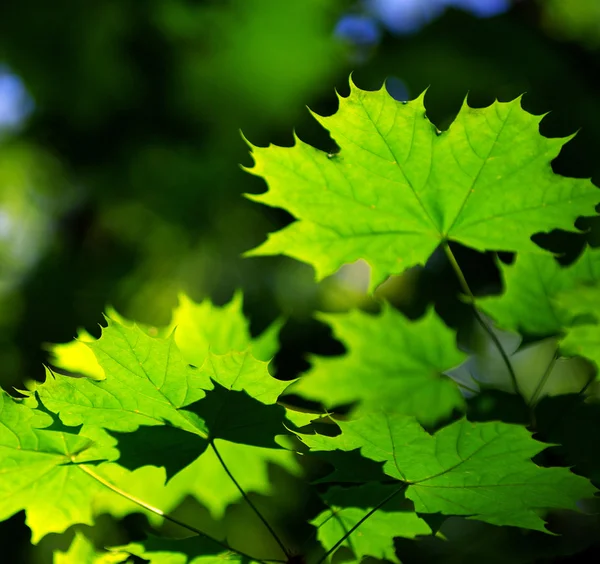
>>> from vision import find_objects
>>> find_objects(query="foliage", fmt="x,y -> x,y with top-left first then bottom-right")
1,82 -> 600,564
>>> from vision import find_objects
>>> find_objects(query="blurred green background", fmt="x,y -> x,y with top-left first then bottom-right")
2,0 -> 600,562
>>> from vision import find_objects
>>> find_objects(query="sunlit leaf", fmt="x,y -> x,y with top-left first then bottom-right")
299,411 -> 596,532
245,82 -> 598,289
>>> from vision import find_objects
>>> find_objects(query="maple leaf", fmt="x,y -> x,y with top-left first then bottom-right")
478,247 -> 600,336
312,484 -> 430,563
33,318 -> 293,482
54,532 -> 129,564
245,81 -> 599,289
117,534 -> 261,564
34,319 -> 212,436
46,292 -> 282,378
290,305 -> 465,424
555,284 -> 600,370
169,291 -> 283,365
0,390 -> 120,542
161,439 -> 302,519
298,411 -> 596,532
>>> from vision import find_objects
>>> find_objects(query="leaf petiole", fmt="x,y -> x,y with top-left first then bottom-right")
443,242 -> 523,397
75,462 -> 279,564
315,483 -> 408,564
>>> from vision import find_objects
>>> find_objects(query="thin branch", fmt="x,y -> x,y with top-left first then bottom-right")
315,484 -> 408,564
443,243 -> 522,397
211,440 -> 291,559
76,463 -> 278,564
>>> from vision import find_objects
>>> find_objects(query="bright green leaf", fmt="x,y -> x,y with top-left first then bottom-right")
290,306 -> 465,424
169,291 -> 282,365
0,391 -> 119,542
45,292 -> 282,379
33,319 -> 212,436
54,532 -> 129,564
46,328 -> 105,380
299,412 -> 596,532
312,484 -> 430,563
163,438 -> 302,519
118,535 -> 259,564
245,81 -> 599,289
202,350 -> 290,403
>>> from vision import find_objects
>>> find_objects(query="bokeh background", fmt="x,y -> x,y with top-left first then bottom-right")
2,0 -> 600,562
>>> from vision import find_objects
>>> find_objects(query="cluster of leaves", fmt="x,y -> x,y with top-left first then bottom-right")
2,80 -> 600,563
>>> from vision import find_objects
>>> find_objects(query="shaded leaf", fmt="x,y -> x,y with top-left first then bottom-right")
290,306 -> 465,425
162,438 -> 302,519
556,284 -> 600,370
477,248 -> 600,337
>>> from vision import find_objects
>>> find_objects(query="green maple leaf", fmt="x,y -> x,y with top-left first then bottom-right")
34,319 -> 211,436
162,438 -> 302,519
201,349 -> 290,403
0,390 -> 120,542
169,291 -> 283,365
289,305 -> 465,424
112,349 -> 293,476
34,319 -> 294,480
118,535 -> 260,564
245,81 -> 599,290
54,532 -> 129,564
478,247 -> 600,336
312,484 -> 430,563
46,292 -> 282,378
298,412 -> 595,532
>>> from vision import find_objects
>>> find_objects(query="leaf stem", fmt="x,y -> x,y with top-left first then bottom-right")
211,439 -> 291,559
442,243 -> 522,397
528,353 -> 558,408
315,484 -> 408,564
76,463 -> 280,564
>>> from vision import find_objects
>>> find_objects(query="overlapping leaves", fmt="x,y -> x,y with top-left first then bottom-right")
4,81 -> 600,563
0,391 -> 119,542
299,411 -> 596,532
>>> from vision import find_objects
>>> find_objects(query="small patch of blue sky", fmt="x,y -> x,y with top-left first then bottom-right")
444,0 -> 510,18
367,0 -> 446,35
365,0 -> 511,35
0,65 -> 34,131
385,76 -> 410,101
335,14 -> 381,46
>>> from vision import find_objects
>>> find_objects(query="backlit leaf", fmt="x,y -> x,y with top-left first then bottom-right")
245,81 -> 599,289
299,411 -> 596,532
